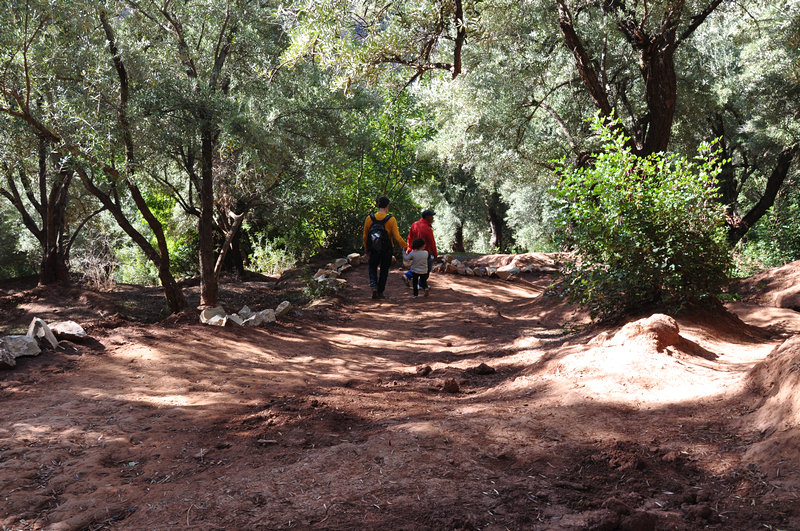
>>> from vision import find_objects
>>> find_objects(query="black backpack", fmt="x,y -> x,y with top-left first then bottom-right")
368,214 -> 392,253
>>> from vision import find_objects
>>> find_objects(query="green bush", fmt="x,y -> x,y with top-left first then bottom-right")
115,245 -> 160,286
248,235 -> 297,276
552,118 -> 731,320
0,209 -> 35,280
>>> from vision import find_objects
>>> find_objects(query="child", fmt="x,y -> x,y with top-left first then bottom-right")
405,238 -> 430,298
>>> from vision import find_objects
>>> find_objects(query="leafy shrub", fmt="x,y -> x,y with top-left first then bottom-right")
0,209 -> 35,280
115,245 -> 160,286
552,118 -> 731,320
248,235 -> 296,276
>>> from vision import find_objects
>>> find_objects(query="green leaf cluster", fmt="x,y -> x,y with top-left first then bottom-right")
553,117 -> 732,320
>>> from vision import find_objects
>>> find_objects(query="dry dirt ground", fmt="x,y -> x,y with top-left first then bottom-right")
2,253 -> 800,530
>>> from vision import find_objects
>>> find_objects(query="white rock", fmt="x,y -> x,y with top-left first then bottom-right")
328,270 -> 341,279
1,335 -> 41,358
347,253 -> 361,266
275,301 -> 291,319
338,264 -> 352,274
0,345 -> 15,368
334,258 -> 348,268
243,313 -> 264,327
27,318 -> 58,348
238,306 -> 254,319
49,321 -> 87,341
496,266 -> 520,280
487,266 -> 498,277
442,254 -> 454,263
313,268 -> 328,280
465,267 -> 474,276
258,309 -> 276,324
207,315 -> 227,326
227,314 -> 244,326
200,307 -> 227,324
456,264 -> 467,275
326,278 -> 347,289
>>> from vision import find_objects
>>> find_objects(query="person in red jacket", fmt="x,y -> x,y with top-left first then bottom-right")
403,209 -> 437,287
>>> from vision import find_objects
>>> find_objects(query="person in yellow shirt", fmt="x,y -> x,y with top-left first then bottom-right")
363,196 -> 407,299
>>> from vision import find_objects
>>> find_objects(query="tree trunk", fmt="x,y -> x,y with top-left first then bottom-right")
452,221 -> 466,253
198,126 -> 218,307
640,37 -> 677,154
230,229 -> 246,278
74,165 -> 187,313
213,210 -> 245,281
727,145 -> 799,244
37,138 -> 71,285
711,114 -> 739,208
39,250 -> 70,285
158,264 -> 185,314
558,2 -> 723,158
616,17 -> 679,155
486,192 -> 505,251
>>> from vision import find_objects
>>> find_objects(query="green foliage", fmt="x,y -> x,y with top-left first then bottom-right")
248,235 -> 297,276
142,191 -> 198,278
733,198 -> 800,277
0,208 -> 35,279
553,118 -> 732,320
302,272 -> 337,300
115,246 -> 160,286
1,0 -> 796,289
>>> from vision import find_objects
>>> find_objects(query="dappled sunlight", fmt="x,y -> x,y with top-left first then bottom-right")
3,262 -> 799,530
398,420 -> 445,437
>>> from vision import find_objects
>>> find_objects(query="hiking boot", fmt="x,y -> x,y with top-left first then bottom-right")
412,294 -> 418,299
403,275 -> 410,288
372,289 -> 378,299
377,292 -> 386,299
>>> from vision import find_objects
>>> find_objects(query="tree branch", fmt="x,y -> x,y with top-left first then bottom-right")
678,0 -> 725,45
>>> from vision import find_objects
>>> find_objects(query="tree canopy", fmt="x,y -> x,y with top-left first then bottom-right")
0,0 -> 797,316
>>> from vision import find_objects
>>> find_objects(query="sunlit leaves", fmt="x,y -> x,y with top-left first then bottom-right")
553,116 -> 732,320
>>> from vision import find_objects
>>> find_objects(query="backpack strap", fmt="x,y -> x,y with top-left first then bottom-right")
370,213 -> 391,225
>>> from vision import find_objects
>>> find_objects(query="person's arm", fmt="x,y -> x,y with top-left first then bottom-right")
388,217 -> 407,249
363,216 -> 372,252
425,226 -> 438,257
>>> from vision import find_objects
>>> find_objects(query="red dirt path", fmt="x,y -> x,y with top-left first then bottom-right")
2,256 -> 800,530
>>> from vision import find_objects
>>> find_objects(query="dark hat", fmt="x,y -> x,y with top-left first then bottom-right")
421,209 -> 435,218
